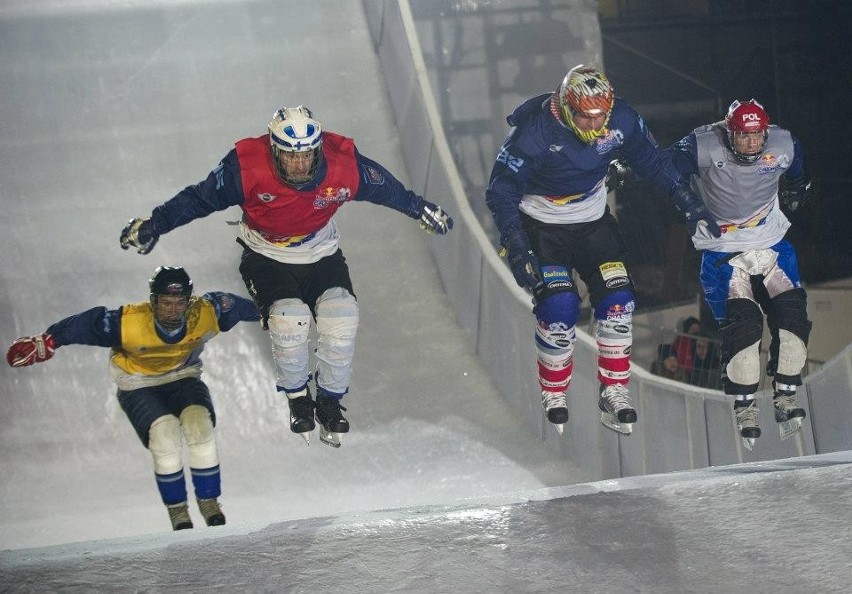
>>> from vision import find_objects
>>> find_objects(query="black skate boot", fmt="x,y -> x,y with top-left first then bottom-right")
541,391 -> 569,435
773,382 -> 806,440
598,383 -> 637,435
287,387 -> 316,444
167,502 -> 193,531
733,398 -> 761,450
197,497 -> 226,527
315,391 -> 349,448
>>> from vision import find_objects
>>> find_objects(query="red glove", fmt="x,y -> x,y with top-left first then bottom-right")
6,334 -> 56,368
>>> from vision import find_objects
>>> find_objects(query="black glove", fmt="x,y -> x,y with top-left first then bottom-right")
606,159 -> 633,192
419,201 -> 454,235
501,229 -> 540,292
120,217 -> 159,254
779,175 -> 812,213
672,188 -> 722,238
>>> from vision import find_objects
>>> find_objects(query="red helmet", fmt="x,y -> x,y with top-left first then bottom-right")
725,99 -> 769,163
725,99 -> 769,133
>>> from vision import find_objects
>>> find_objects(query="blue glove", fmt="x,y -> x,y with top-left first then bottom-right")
672,188 -> 722,238
502,229 -> 540,292
119,217 -> 159,254
779,175 -> 812,213
419,201 -> 454,235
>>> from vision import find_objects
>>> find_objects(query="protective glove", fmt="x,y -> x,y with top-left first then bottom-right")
419,201 -> 454,235
672,187 -> 722,238
501,229 -> 541,292
7,334 -> 56,368
120,217 -> 159,254
606,159 -> 633,192
779,175 -> 812,213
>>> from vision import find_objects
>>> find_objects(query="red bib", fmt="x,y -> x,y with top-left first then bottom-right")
236,132 -> 360,239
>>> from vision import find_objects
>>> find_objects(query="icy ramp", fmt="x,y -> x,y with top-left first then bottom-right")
3,451 -> 851,594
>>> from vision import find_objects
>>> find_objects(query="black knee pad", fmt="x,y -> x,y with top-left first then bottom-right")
719,298 -> 764,367
768,288 -> 812,344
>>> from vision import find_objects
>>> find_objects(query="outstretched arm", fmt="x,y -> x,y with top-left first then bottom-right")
203,292 -> 261,332
7,307 -> 122,367
352,150 -> 453,235
120,150 -> 245,254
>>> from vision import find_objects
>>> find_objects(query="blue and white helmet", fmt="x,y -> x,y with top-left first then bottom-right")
268,106 -> 324,186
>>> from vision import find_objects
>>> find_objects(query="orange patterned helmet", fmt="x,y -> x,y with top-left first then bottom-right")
556,65 -> 615,143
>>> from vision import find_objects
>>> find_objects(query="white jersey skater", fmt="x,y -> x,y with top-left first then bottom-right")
686,123 -> 795,252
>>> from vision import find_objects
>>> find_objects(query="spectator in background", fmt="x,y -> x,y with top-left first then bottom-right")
651,343 -> 688,382
689,335 -> 722,389
672,316 -> 701,375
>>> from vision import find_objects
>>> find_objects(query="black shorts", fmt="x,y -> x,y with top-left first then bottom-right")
521,208 -> 634,307
238,246 -> 356,320
117,377 -> 214,448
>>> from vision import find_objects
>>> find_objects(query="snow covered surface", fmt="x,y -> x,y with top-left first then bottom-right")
3,452 -> 852,592
2,2 -> 852,592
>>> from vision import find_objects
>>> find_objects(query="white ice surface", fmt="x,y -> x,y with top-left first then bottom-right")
2,2 -> 852,593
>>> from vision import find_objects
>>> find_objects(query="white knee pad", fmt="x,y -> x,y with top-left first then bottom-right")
268,298 -> 312,392
726,340 -> 762,386
776,329 -> 808,377
180,404 -> 219,470
315,288 -> 359,394
148,414 -> 183,475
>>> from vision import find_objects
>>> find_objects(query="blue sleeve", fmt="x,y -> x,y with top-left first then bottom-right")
666,133 -> 701,178
783,133 -> 806,180
351,149 -> 424,219
619,107 -> 688,195
149,149 -> 245,235
203,292 -> 261,332
46,307 -> 122,349
484,127 -> 541,242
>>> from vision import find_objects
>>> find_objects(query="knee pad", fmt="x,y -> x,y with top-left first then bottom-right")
593,289 -> 634,345
534,291 -> 579,384
721,298 -> 764,392
148,414 -> 183,475
268,298 -> 312,393
770,289 -> 811,381
315,288 -> 359,395
180,404 -> 218,470
593,289 -> 635,322
535,289 -> 580,329
593,290 -> 634,385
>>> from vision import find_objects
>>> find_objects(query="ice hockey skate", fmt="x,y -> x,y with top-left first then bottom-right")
773,383 -> 807,440
287,388 -> 316,445
197,497 -> 226,527
733,398 -> 761,450
167,502 -> 193,531
541,391 -> 569,435
598,383 -> 636,435
315,392 -> 349,448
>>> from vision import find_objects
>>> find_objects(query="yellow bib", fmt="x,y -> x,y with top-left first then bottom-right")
111,298 -> 220,376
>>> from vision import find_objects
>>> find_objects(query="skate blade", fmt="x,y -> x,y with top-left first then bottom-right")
600,412 -> 633,435
741,437 -> 756,451
319,426 -> 341,448
552,423 -> 565,436
778,417 -> 803,441
294,431 -> 310,446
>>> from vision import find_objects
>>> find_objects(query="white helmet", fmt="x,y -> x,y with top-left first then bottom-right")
268,106 -> 323,186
